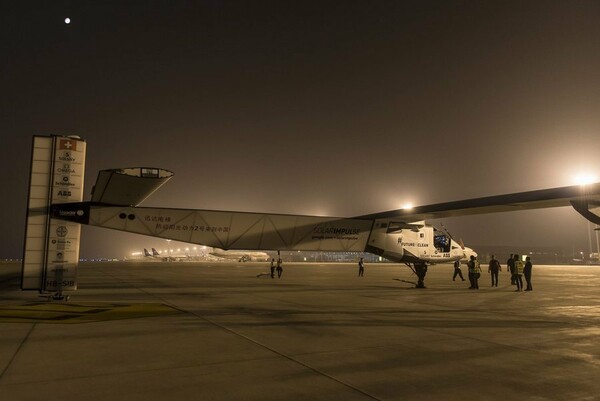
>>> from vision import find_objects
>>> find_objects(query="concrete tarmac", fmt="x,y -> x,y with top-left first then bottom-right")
1,261 -> 600,400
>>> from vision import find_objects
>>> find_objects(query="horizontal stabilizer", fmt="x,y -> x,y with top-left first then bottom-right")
91,168 -> 173,206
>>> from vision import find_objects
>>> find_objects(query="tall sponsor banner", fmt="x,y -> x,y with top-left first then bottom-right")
21,136 -> 86,291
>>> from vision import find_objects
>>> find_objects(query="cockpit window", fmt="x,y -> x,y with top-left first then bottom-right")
141,168 -> 159,178
434,232 -> 451,252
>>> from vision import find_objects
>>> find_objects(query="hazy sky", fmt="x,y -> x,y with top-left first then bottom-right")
2,1 -> 600,258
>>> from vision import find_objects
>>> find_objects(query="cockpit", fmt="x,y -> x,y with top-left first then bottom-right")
433,227 -> 451,253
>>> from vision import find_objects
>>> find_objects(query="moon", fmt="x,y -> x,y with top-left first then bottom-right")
64,18 -> 71,24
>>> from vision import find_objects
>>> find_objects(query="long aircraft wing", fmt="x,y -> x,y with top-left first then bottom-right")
50,165 -> 600,253
357,183 -> 600,224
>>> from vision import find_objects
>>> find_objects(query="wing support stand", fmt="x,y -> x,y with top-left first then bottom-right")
38,290 -> 71,302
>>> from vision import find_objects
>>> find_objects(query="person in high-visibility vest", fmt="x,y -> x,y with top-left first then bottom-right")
513,254 -> 524,291
467,255 -> 481,289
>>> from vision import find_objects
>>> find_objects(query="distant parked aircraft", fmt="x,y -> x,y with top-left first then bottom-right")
209,248 -> 270,262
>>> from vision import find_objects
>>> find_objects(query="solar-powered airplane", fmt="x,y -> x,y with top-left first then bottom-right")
22,135 -> 600,300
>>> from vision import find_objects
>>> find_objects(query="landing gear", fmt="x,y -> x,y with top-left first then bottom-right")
404,262 -> 428,288
414,263 -> 427,288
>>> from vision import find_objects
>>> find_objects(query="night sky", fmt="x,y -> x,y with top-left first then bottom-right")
2,1 -> 600,259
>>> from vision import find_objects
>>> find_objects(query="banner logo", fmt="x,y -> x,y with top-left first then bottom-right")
59,139 -> 77,151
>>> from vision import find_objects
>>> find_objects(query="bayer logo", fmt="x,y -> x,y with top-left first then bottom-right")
56,226 -> 68,237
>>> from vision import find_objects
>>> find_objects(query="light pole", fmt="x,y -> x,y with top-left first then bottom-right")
588,221 -> 593,261
594,224 -> 600,262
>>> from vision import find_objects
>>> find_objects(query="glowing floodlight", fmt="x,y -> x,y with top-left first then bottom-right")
402,203 -> 413,210
574,173 -> 598,186
64,18 -> 71,24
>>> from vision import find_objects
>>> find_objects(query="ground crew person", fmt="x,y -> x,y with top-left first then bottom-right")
270,258 -> 275,278
514,254 -> 524,291
453,259 -> 465,281
415,262 -> 427,288
467,255 -> 481,289
358,257 -> 364,277
488,255 -> 501,287
507,254 -> 515,285
276,257 -> 283,278
524,256 -> 533,291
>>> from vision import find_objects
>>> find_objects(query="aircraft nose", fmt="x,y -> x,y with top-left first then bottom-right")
463,247 -> 477,258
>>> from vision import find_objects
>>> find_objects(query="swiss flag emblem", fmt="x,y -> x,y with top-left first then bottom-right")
59,139 -> 77,151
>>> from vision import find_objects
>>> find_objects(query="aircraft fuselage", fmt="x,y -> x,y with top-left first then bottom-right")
365,220 -> 466,264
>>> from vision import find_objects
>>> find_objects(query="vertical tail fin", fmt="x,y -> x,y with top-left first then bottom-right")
144,248 -> 151,257
21,135 -> 86,292
152,248 -> 160,256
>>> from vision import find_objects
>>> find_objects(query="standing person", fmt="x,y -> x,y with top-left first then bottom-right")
467,258 -> 475,289
513,254 -> 524,292
358,257 -> 364,277
453,259 -> 465,281
488,255 -> 501,287
270,258 -> 275,279
415,262 -> 427,288
467,255 -> 481,289
276,257 -> 283,278
524,256 -> 533,291
507,254 -> 516,285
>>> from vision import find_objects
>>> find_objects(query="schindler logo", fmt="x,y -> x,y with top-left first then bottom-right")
55,176 -> 75,186
59,139 -> 78,151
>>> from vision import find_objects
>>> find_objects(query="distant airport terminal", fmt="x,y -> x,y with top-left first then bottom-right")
125,246 -> 597,265
4,246 -> 599,265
